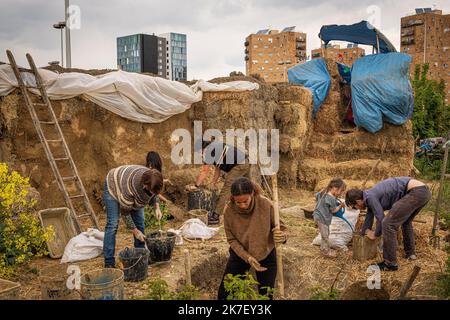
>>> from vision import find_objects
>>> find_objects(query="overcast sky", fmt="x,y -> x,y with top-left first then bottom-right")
1,0 -> 449,80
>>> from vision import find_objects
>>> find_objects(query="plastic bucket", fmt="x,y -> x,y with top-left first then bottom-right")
145,231 -> 176,265
188,209 -> 208,225
118,247 -> 149,282
80,268 -> 124,300
187,189 -> 217,213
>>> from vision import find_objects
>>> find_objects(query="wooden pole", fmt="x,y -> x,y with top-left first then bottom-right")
432,144 -> 448,237
271,175 -> 285,297
184,249 -> 191,286
361,159 -> 381,189
399,265 -> 421,300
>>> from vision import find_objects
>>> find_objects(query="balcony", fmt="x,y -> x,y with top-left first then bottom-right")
401,19 -> 424,28
245,55 -> 249,61
401,38 -> 415,46
244,41 -> 249,46
296,37 -> 306,42
245,49 -> 249,54
296,43 -> 306,50
401,29 -> 415,37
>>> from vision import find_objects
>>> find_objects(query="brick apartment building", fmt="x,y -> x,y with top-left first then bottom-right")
400,8 -> 450,103
245,27 -> 306,83
311,44 -> 365,66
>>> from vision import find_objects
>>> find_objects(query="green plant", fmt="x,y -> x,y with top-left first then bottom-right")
144,202 -> 170,230
223,272 -> 274,300
135,278 -> 200,300
412,63 -> 450,139
0,163 -> 54,278
436,256 -> 450,299
309,285 -> 339,300
173,284 -> 201,300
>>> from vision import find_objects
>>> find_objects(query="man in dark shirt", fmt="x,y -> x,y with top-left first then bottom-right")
346,177 -> 431,271
192,140 -> 251,224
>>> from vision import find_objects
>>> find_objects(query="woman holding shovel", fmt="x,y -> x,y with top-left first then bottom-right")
217,177 -> 287,300
103,165 -> 163,268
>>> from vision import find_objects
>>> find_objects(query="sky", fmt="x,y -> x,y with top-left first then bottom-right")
0,0 -> 449,80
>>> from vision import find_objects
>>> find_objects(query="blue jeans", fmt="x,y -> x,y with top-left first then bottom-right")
103,181 -> 145,266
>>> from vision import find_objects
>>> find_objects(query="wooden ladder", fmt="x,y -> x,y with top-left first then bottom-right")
6,50 -> 99,233
430,140 -> 450,248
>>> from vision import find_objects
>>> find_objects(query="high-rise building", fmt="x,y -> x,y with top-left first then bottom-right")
245,27 -> 307,83
159,33 -> 187,81
400,8 -> 450,102
311,44 -> 365,66
117,34 -> 166,77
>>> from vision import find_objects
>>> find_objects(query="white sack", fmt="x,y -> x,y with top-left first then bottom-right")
179,218 -> 219,240
61,228 -> 104,263
312,207 -> 360,250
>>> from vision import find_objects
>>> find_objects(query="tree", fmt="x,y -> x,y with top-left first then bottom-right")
412,64 -> 450,139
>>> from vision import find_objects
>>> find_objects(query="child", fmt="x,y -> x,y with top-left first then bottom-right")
313,178 -> 347,258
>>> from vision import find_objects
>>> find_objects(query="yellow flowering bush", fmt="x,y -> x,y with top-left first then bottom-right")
0,163 -> 54,278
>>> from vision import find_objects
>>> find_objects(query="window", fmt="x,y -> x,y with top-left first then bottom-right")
258,53 -> 263,57
264,60 -> 269,64
268,38 -> 273,43
254,45 -> 258,48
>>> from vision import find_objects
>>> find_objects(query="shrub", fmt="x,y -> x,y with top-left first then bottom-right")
309,285 -> 339,300
135,278 -> 200,300
0,163 -> 54,278
223,272 -> 274,300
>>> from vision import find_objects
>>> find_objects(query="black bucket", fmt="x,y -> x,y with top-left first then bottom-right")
187,189 -> 217,213
145,231 -> 176,265
118,247 -> 149,282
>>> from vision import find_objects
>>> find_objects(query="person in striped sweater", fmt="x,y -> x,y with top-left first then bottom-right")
103,165 -> 163,268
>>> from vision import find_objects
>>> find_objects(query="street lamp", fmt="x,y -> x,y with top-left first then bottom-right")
53,21 -> 66,67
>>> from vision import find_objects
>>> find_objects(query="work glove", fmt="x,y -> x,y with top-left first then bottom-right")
132,228 -> 146,242
185,184 -> 199,192
247,256 -> 267,272
272,228 -> 287,245
155,206 -> 162,221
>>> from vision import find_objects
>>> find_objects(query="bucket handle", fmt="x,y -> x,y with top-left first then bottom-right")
119,255 -> 146,271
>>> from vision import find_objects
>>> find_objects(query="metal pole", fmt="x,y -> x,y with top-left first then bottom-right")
60,28 -> 64,67
65,0 -> 72,68
376,34 -> 380,54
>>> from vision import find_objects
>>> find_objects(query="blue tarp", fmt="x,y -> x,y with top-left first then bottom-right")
351,53 -> 414,133
287,58 -> 331,116
319,21 -> 397,54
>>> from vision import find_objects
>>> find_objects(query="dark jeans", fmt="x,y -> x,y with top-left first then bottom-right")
103,181 -> 145,267
382,186 -> 431,266
217,248 -> 277,300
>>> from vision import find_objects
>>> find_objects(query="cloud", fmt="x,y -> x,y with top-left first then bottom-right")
0,0 -> 449,79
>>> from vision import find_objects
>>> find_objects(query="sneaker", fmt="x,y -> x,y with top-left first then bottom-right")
377,261 -> 398,271
406,254 -> 417,260
208,211 -> 220,225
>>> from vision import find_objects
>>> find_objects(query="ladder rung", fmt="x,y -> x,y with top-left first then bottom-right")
40,121 -> 55,125
47,139 -> 62,143
77,214 -> 91,218
69,194 -> 84,199
55,157 -> 69,162
34,103 -> 47,107
62,176 -> 77,181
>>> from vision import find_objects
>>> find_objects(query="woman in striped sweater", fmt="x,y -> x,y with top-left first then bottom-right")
103,165 -> 163,268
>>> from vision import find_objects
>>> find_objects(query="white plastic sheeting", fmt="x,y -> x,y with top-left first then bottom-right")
0,64 -> 259,123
